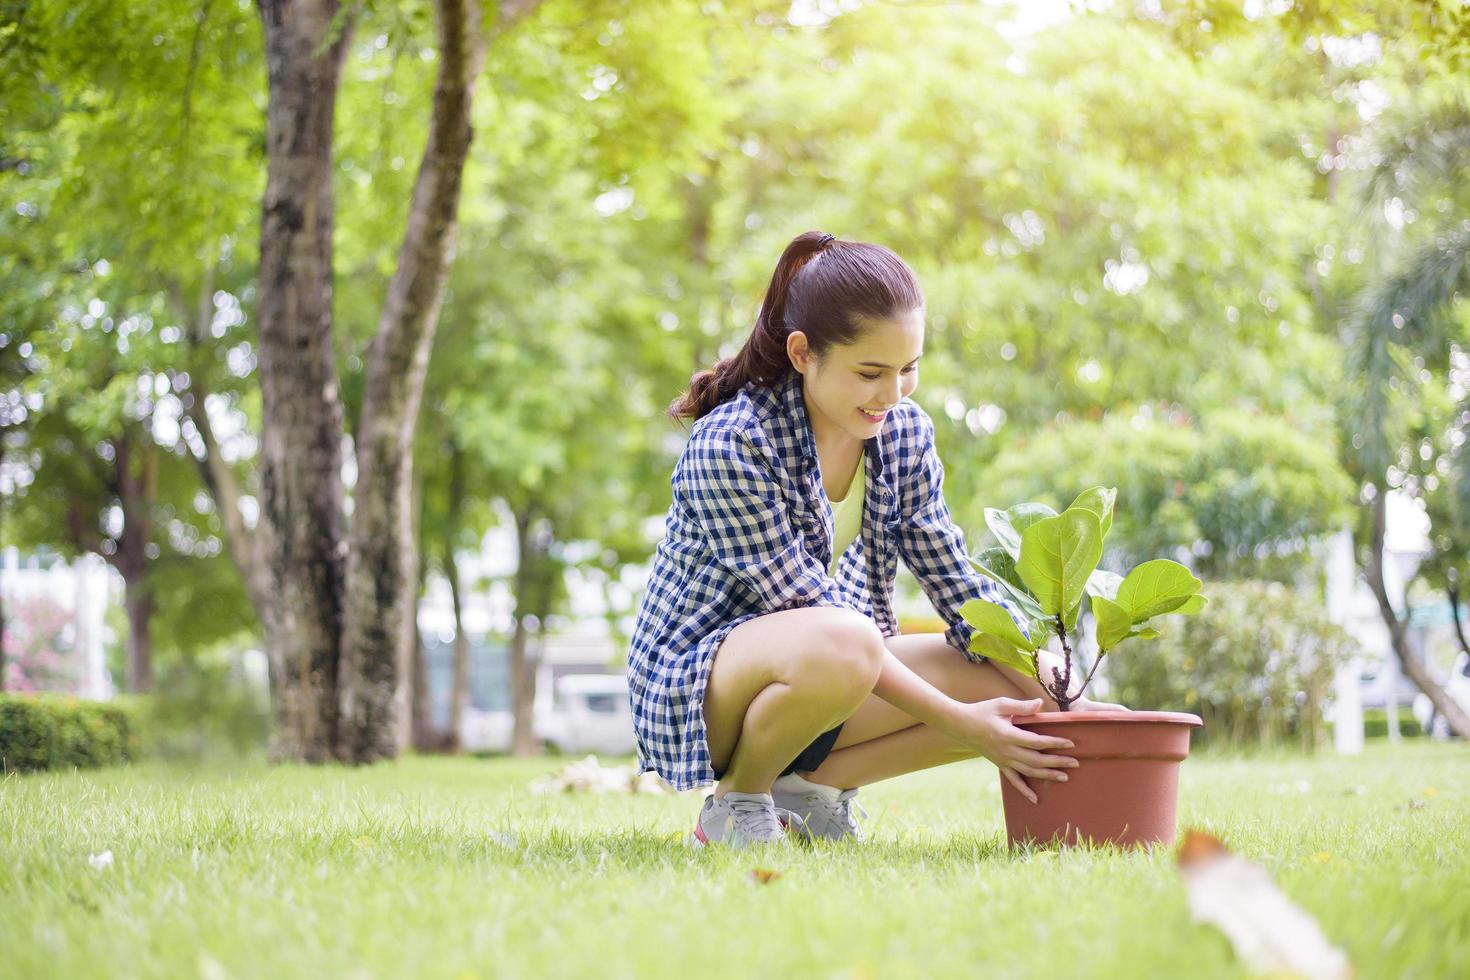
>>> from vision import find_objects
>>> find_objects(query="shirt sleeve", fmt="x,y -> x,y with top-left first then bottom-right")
895,410 -> 1031,662
677,424 -> 855,614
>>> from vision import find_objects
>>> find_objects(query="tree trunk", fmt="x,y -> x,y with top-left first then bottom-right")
407,464 -> 434,753
121,577 -> 155,694
109,429 -> 156,694
1363,489 -> 1470,737
409,593 -> 435,751
337,0 -> 485,763
443,439 -> 468,753
508,506 -> 543,757
1449,570 -> 1470,659
254,0 -> 352,762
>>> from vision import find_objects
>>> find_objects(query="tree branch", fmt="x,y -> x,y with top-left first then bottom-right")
168,274 -> 271,618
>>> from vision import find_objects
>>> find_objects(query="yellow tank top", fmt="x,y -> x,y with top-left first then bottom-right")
828,454 -> 865,575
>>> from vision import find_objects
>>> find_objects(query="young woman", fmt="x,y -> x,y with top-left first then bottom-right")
627,231 -> 1122,848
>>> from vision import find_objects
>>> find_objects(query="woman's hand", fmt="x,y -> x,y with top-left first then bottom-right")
941,697 -> 1078,804
1071,696 -> 1130,712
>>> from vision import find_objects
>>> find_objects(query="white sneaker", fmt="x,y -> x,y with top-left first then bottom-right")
771,773 -> 867,843
691,791 -> 806,849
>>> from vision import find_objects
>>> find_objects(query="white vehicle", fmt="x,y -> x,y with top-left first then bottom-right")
1412,651 -> 1470,739
457,672 -> 636,755
543,673 -> 636,756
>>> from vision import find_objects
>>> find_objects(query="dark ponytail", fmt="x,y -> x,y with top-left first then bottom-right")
668,230 -> 924,422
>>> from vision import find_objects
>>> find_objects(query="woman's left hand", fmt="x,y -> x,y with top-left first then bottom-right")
1071,696 -> 1130,712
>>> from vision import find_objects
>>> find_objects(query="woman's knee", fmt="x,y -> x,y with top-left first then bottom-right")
787,607 -> 885,694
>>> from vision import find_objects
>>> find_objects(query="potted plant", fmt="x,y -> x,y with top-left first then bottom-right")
959,486 -> 1207,848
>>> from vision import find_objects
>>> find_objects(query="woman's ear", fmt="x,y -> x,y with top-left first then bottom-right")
786,330 -> 810,375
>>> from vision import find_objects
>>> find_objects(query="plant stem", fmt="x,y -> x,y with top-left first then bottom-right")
1051,614 -> 1076,711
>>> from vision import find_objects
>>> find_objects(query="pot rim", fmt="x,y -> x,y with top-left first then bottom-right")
1010,710 -> 1202,727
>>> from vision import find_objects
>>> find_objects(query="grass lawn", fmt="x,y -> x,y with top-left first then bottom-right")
3,741 -> 1467,979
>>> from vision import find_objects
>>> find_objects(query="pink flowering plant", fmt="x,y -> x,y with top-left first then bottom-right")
960,486 -> 1208,711
2,596 -> 79,694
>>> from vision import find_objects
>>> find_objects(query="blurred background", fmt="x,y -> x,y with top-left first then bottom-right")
2,0 -> 1467,767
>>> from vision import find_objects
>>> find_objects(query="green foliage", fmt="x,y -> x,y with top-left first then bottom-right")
983,410 -> 1354,580
961,486 -> 1204,705
119,653 -> 269,761
1359,707 -> 1425,739
4,0 -> 1467,739
0,694 -> 137,772
1106,580 -> 1361,749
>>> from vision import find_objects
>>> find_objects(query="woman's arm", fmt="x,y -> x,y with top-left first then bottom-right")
870,647 -> 969,730
892,410 -> 1029,658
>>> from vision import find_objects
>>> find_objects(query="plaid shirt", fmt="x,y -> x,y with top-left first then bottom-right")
626,371 -> 1025,790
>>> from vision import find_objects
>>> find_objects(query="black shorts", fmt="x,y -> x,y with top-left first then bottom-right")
712,724 -> 843,780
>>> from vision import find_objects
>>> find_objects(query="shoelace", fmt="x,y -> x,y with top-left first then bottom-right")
795,789 -> 867,837
832,789 -> 869,836
726,797 -> 784,841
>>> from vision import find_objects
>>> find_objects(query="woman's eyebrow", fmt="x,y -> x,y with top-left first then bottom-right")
857,356 -> 922,368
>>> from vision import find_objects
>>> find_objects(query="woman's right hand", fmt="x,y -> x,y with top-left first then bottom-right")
943,697 -> 1078,804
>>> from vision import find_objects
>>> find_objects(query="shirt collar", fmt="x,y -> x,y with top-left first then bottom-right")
776,371 -> 889,487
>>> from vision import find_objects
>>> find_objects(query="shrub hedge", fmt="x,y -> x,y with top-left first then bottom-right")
0,694 -> 139,773
1105,579 -> 1362,751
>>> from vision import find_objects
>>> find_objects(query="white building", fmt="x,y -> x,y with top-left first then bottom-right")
0,547 -> 114,699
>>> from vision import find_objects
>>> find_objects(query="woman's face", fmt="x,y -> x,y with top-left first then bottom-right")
788,309 -> 925,446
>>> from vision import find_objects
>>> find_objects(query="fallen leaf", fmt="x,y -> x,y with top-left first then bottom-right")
748,868 -> 782,885
1177,830 -> 1350,979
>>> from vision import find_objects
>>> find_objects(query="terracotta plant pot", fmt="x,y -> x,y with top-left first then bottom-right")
999,710 -> 1203,849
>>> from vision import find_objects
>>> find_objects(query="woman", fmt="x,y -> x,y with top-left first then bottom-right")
627,231 -> 1117,848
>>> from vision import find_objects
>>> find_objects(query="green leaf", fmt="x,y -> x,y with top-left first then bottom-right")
1092,595 -> 1134,651
967,550 -> 1046,622
983,508 -> 1022,560
1016,509 -> 1103,617
969,547 -> 1026,592
1115,559 -> 1203,622
1085,568 -> 1123,600
959,597 -> 1039,651
1073,568 -> 1123,633
1067,486 -> 1116,539
969,633 -> 1038,677
1008,502 -> 1058,537
1175,594 -> 1208,615
984,503 -> 1057,561
1125,627 -> 1162,640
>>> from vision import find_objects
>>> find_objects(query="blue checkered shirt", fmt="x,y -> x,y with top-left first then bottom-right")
626,372 -> 1026,790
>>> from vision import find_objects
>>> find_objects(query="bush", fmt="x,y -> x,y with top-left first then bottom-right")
127,653 -> 270,761
0,694 -> 139,773
1359,707 -> 1425,739
1105,580 -> 1361,751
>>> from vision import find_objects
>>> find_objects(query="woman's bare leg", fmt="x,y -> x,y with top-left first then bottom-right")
802,632 -> 1031,789
702,606 -> 886,797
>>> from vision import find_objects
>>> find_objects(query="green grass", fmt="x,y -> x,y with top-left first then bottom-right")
2,743 -> 1467,979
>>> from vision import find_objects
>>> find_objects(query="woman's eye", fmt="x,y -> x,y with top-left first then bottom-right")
859,366 -> 917,381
